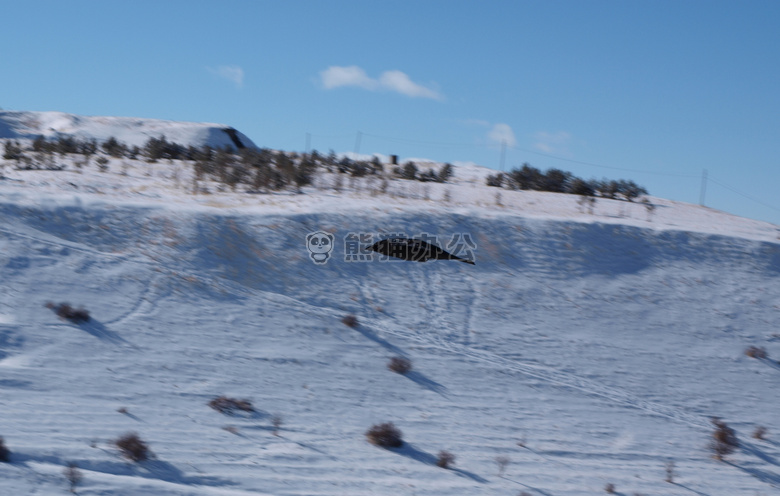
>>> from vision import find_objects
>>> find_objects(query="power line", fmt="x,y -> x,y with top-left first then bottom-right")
361,131 -> 698,178
305,129 -> 779,220
699,169 -> 708,206
354,131 -> 362,154
505,143 -> 699,179
361,132 -> 480,149
707,176 -> 780,213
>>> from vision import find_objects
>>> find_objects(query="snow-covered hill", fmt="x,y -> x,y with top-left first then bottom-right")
0,147 -> 779,495
0,110 -> 257,150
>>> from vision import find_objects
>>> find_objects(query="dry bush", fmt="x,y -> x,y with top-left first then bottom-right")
495,455 -> 510,476
115,432 -> 150,462
63,462 -> 83,493
605,483 -> 616,493
710,418 -> 739,460
271,414 -> 283,436
46,302 -> 90,323
753,426 -> 768,440
665,460 -> 676,483
436,450 -> 455,469
209,396 -> 255,415
387,356 -> 412,374
365,422 -> 403,448
745,346 -> 768,359
0,437 -> 9,462
341,314 -> 359,328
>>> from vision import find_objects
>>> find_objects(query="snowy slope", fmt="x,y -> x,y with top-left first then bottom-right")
0,154 -> 779,495
0,110 -> 257,149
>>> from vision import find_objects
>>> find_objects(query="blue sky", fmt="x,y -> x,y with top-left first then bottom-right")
2,0 -> 779,224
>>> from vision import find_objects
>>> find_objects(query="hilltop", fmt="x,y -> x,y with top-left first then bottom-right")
0,110 -> 257,150
0,116 -> 779,495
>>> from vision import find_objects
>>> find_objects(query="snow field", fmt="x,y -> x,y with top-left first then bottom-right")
0,133 -> 779,494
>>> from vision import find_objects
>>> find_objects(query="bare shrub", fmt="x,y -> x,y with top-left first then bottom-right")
96,156 -> 109,172
46,302 -> 90,323
605,483 -> 616,493
495,455 -> 510,476
271,414 -> 283,436
365,422 -> 403,448
341,314 -> 359,328
436,450 -> 455,469
208,396 -> 255,415
665,460 -> 675,483
63,462 -> 83,493
745,346 -> 768,359
387,356 -> 412,374
0,437 -> 10,462
753,426 -> 768,440
115,432 -> 150,462
710,417 -> 739,460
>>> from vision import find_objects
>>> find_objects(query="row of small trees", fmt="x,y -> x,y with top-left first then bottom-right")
487,163 -> 648,201
2,135 -> 456,193
5,135 -> 218,164
5,135 -> 647,201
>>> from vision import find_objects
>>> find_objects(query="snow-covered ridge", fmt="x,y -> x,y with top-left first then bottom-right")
1,192 -> 779,495
0,149 -> 777,246
1,111 -> 780,494
0,110 -> 257,149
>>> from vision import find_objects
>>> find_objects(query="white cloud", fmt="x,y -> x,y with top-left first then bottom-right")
487,123 -> 517,147
319,65 -> 442,100
378,70 -> 441,100
208,65 -> 244,89
320,65 -> 377,90
533,131 -> 571,154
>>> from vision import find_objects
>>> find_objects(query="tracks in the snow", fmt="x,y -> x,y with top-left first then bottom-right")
259,288 -> 712,431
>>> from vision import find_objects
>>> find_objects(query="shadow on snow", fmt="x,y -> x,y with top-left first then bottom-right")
390,443 -> 488,484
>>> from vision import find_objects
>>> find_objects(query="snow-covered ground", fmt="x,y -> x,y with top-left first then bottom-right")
1,131 -> 779,495
0,111 -> 257,150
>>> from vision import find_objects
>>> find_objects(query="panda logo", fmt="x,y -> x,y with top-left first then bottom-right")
306,231 -> 335,264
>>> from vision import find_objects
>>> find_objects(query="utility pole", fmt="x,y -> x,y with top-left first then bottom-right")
499,140 -> 506,172
305,133 -> 311,154
354,131 -> 362,155
699,168 -> 708,206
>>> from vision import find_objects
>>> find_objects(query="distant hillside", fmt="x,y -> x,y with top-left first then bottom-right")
0,191 -> 778,495
0,110 -> 257,150
1,116 -> 780,494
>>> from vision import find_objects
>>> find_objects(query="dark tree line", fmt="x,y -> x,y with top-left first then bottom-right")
486,162 -> 648,201
393,161 -> 453,183
2,134 -> 464,194
193,147 -> 317,193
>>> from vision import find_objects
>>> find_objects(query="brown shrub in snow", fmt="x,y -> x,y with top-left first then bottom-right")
341,314 -> 359,328
46,302 -> 90,323
745,346 -> 768,359
436,450 -> 455,469
365,422 -> 403,448
208,396 -> 255,415
115,432 -> 150,462
387,356 -> 412,374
